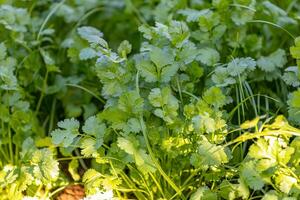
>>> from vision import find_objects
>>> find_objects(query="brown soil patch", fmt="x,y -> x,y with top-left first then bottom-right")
56,185 -> 85,200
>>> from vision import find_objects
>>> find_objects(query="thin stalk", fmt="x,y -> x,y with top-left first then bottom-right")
244,81 -> 257,116
229,3 -> 256,12
176,76 -> 183,106
182,90 -> 199,100
248,20 -> 295,39
65,84 -> 105,104
37,0 -> 66,41
139,117 -> 183,197
35,69 -> 49,114
8,127 -> 13,164
286,0 -> 297,13
74,149 -> 88,170
149,173 -> 166,199
74,7 -> 104,29
170,168 -> 203,200
48,98 -> 56,133
14,145 -> 18,164
228,94 -> 279,120
0,148 -> 10,163
119,171 -> 148,199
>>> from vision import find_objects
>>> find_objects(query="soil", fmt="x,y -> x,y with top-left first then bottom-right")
56,185 -> 85,200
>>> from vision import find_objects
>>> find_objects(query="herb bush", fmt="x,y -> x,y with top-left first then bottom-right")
1,0 -> 300,199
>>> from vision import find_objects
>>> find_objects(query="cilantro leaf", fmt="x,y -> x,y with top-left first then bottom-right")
118,91 -> 144,115
118,40 -> 132,58
282,66 -> 300,87
31,149 -> 59,183
82,116 -> 106,148
137,60 -> 158,82
150,47 -> 174,69
192,138 -> 231,167
287,89 -> 300,124
203,86 -> 226,108
51,118 -> 79,147
227,57 -> 256,76
117,137 -> 155,173
0,42 -> 7,60
240,161 -> 265,190
148,87 -> 179,123
257,49 -> 287,72
79,47 -> 98,60
77,26 -> 105,45
178,9 -> 210,22
196,47 -> 220,66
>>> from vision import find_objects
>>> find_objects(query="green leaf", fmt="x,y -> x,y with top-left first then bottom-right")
51,118 -> 79,147
240,161 -> 265,190
227,57 -> 256,76
194,138 -> 230,167
212,67 -> 236,87
202,86 -> 226,108
31,149 -> 59,183
150,47 -> 174,69
168,20 -> 190,47
257,49 -> 287,72
261,191 -> 279,200
231,1 -> 255,26
274,173 -> 297,194
192,112 -> 226,134
160,63 -> 180,82
282,67 -> 300,87
118,40 -> 132,58
82,169 -> 103,194
178,42 -> 198,65
190,186 -> 218,200
148,87 -> 179,123
118,91 -> 144,115
77,26 -> 105,45
40,49 -> 55,65
117,136 -> 138,156
196,48 -> 220,66
81,138 -> 97,157
82,117 -> 103,134
137,60 -> 158,82
178,9 -> 210,22
198,11 -> 220,32
0,42 -> 7,60
68,159 -> 80,181
0,56 -> 18,90
95,61 -> 131,97
287,89 -> 300,124
117,136 -> 155,172
290,37 -> 300,77
79,47 -> 98,60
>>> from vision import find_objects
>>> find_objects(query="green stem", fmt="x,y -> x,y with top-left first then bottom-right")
0,148 -> 10,163
139,116 -> 183,198
37,0 -> 66,41
8,127 -> 13,164
74,149 -> 87,170
119,171 -> 148,199
149,173 -> 166,199
35,69 -> 49,114
65,84 -> 105,104
49,98 -> 56,133
248,20 -> 295,39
